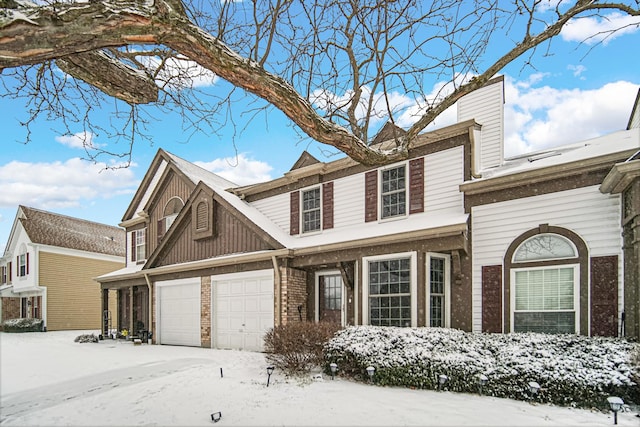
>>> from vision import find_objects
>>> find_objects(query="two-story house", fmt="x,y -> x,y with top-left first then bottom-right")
0,206 -> 125,331
96,77 -> 640,349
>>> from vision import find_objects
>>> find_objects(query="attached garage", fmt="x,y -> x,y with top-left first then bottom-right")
156,278 -> 201,347
213,269 -> 274,351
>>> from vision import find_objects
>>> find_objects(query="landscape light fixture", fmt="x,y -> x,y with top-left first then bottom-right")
438,374 -> 448,391
266,366 -> 275,387
477,374 -> 488,394
210,411 -> 222,423
366,366 -> 375,382
607,396 -> 624,425
528,381 -> 540,401
330,363 -> 338,380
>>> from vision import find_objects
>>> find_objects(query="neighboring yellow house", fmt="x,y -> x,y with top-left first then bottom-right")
0,206 -> 124,331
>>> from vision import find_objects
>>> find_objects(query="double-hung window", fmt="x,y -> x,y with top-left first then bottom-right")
511,234 -> 579,334
18,253 -> 27,277
135,228 -> 146,262
365,254 -> 416,327
302,187 -> 321,233
381,165 -> 406,219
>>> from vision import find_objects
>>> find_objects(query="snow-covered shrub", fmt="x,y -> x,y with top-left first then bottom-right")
1,318 -> 44,333
264,321 -> 342,374
324,326 -> 639,410
74,333 -> 99,343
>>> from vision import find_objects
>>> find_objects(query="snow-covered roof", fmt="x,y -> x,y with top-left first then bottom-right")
478,128 -> 640,181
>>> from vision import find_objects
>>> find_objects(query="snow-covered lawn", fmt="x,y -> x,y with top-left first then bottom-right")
0,330 -> 637,426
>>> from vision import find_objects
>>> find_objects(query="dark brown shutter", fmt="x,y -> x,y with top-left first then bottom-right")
409,157 -> 425,214
157,218 -> 165,244
365,170 -> 378,222
130,231 -> 137,262
482,265 -> 502,333
8,261 -> 11,282
26,252 -> 29,275
590,256 -> 618,337
290,191 -> 300,235
322,182 -> 334,230
16,256 -> 19,276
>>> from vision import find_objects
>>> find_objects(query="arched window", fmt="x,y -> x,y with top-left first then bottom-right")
162,197 -> 184,230
507,230 -> 585,335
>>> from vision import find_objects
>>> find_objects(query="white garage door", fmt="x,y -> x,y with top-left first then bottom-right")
214,270 -> 274,351
157,278 -> 201,347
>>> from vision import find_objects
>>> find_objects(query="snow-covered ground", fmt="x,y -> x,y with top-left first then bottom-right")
0,330 -> 637,426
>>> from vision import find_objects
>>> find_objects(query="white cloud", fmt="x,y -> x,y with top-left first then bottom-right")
55,132 -> 104,149
140,55 -> 219,89
0,158 -> 139,209
503,77 -> 639,157
562,12 -> 640,45
194,153 -> 273,186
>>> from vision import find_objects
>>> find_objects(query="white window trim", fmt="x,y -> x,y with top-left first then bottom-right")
300,185 -> 323,235
509,264 -> 580,334
362,251 -> 417,327
134,228 -> 146,263
378,161 -> 409,222
314,270 -> 346,326
426,252 -> 451,328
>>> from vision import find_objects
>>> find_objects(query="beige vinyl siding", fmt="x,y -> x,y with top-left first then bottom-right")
39,252 -> 124,331
425,146 -> 464,214
251,192 -> 290,234
470,185 -> 623,332
457,79 -> 504,171
333,174 -> 365,228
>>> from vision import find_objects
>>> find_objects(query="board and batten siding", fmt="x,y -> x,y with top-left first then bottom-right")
470,185 -> 623,333
39,251 -> 123,331
425,146 -> 464,214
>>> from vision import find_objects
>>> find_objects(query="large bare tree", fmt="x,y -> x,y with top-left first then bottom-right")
1,0 -> 638,165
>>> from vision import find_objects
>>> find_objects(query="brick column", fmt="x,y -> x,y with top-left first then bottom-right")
201,276 -> 211,348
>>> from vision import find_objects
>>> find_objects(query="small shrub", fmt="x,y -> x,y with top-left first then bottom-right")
74,333 -> 99,343
1,318 -> 44,333
264,321 -> 342,374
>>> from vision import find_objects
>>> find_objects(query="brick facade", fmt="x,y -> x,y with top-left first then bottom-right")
201,276 -> 211,348
1,297 -> 21,321
280,267 -> 307,325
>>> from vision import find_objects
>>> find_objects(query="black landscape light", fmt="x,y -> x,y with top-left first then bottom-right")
528,381 -> 540,401
366,366 -> 375,382
210,411 -> 222,423
438,374 -> 448,391
607,396 -> 623,425
266,366 -> 275,387
330,363 -> 338,380
477,374 -> 488,394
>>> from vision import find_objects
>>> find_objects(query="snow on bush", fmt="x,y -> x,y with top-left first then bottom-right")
74,333 -> 99,343
324,326 -> 639,410
1,317 -> 44,332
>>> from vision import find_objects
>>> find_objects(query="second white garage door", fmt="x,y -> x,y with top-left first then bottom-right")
213,270 -> 274,351
156,278 -> 201,347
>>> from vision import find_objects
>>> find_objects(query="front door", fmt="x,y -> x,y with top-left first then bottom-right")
318,274 -> 343,324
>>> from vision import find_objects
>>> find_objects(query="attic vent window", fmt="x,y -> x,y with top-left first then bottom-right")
196,201 -> 208,230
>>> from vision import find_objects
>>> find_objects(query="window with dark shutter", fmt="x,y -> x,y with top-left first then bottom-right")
482,265 -> 503,333
26,252 -> 29,275
365,171 -> 378,222
130,230 -> 137,262
290,191 -> 300,235
322,182 -> 334,230
409,157 -> 424,214
590,256 -> 618,337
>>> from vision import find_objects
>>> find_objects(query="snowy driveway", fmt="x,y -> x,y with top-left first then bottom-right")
0,331 -> 636,426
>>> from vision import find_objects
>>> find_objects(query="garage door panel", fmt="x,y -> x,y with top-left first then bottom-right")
214,272 -> 274,351
158,280 -> 201,347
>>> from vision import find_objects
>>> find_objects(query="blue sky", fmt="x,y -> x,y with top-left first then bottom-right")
1,9 -> 639,253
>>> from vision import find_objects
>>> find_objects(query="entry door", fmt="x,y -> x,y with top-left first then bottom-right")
319,274 -> 343,324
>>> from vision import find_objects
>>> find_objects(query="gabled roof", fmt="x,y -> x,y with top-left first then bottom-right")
14,206 -> 125,257
290,151 -> 320,171
371,121 -> 407,146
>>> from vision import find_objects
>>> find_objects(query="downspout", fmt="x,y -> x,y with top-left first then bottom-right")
271,256 -> 281,327
144,273 -> 152,343
469,125 -> 482,179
